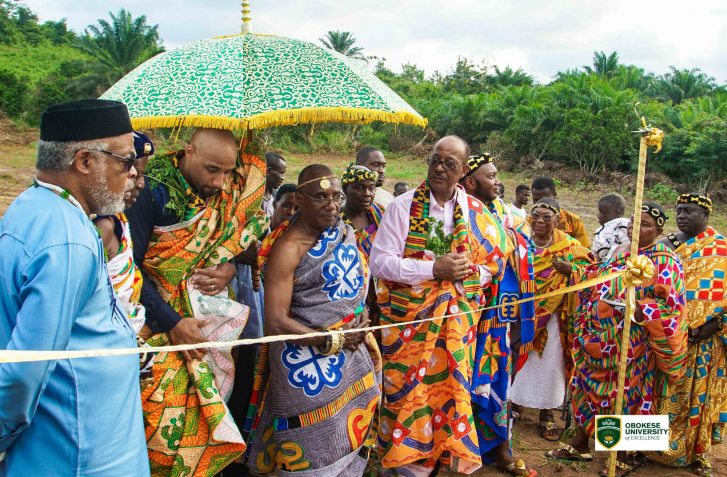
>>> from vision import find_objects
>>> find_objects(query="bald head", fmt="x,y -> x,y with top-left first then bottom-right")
437,135 -> 470,162
190,128 -> 238,158
183,128 -> 238,199
298,164 -> 334,187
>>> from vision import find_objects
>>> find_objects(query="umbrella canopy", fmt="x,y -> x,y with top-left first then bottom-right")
101,33 -> 427,130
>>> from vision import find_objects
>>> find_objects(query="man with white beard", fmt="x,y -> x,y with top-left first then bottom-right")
0,99 -> 149,477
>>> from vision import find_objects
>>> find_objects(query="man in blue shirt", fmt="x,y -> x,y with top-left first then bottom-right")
0,99 -> 149,477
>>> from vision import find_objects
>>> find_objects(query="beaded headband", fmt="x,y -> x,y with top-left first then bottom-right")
676,193 -> 712,213
641,204 -> 668,227
297,175 -> 339,190
465,153 -> 493,177
341,163 -> 378,187
532,203 -> 559,215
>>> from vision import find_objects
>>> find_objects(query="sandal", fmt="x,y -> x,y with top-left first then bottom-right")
538,421 -> 561,441
598,459 -> 634,477
512,410 -> 524,423
544,442 -> 594,462
691,456 -> 712,477
623,451 -> 649,468
498,459 -> 539,477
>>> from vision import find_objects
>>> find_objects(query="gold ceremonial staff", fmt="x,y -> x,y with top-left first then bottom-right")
607,104 -> 664,477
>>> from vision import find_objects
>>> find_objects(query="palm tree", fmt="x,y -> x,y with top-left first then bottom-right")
646,67 -> 717,105
319,31 -> 366,62
489,66 -> 534,87
72,9 -> 163,96
584,51 -> 619,78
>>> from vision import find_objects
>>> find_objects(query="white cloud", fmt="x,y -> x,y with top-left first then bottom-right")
31,0 -> 727,84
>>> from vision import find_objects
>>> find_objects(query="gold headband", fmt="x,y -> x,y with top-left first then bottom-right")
532,203 -> 559,215
297,175 -> 339,190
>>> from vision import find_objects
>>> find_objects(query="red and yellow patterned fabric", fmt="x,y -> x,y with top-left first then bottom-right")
377,182 -> 507,474
648,227 -> 727,467
141,135 -> 269,477
572,243 -> 688,437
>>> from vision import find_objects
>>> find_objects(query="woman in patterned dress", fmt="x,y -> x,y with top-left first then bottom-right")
547,203 -> 688,477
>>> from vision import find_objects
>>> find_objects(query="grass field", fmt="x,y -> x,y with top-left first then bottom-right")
0,126 -> 725,476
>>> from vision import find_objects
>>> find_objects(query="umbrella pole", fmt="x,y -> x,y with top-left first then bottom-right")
247,126 -> 262,292
607,130 -> 648,477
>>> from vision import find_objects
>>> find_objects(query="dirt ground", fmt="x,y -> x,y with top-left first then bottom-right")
2,130 -> 726,476
455,407 -> 727,477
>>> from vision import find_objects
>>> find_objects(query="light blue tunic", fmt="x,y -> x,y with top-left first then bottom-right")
0,187 -> 149,477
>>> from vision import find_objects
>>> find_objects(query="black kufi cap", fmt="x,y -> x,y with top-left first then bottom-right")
40,99 -> 133,142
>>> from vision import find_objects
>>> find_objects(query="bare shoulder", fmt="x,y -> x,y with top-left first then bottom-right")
267,225 -> 311,270
94,216 -> 120,260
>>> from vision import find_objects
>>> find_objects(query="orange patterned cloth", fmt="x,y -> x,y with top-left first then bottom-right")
141,136 -> 269,477
376,193 -> 507,475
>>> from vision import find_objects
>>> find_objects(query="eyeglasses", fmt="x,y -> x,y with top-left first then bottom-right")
427,156 -> 464,172
298,191 -> 345,205
531,212 -> 556,223
86,149 -> 137,172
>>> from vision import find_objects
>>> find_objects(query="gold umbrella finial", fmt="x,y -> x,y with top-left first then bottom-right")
241,0 -> 252,34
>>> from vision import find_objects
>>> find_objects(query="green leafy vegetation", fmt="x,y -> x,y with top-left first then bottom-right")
0,1 -> 162,124
425,220 -> 453,258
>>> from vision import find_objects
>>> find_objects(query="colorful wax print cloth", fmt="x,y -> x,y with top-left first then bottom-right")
376,182 -> 507,474
592,217 -> 630,262
487,198 -> 536,365
647,228 -> 727,467
140,136 -> 269,477
341,202 -> 386,259
470,199 -> 535,463
248,214 -> 382,477
571,243 -> 688,437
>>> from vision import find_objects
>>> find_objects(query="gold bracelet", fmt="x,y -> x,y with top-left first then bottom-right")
320,333 -> 339,356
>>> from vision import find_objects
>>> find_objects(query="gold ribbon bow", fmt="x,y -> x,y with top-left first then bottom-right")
646,128 -> 663,153
623,255 -> 654,287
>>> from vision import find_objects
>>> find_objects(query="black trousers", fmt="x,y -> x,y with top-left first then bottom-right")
215,343 -> 260,477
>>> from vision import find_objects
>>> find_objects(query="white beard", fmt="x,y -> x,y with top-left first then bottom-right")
89,161 -> 131,216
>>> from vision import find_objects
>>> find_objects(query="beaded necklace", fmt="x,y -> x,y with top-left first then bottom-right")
32,176 -> 108,261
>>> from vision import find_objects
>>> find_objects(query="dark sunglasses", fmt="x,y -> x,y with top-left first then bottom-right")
87,149 -> 137,172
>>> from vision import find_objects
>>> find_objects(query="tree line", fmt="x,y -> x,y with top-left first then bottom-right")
1,2 -> 726,189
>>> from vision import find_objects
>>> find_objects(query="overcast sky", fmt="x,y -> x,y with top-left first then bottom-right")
31,0 -> 727,84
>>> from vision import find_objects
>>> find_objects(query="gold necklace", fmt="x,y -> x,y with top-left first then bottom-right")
533,232 -> 554,249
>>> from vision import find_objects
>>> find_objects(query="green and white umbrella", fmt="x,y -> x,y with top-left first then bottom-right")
101,32 -> 426,130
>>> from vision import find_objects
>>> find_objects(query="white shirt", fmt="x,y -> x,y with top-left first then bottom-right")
374,187 -> 394,208
369,185 -> 492,286
592,217 -> 630,261
509,203 -> 527,220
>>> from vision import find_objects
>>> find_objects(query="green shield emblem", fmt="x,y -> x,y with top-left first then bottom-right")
596,416 -> 622,449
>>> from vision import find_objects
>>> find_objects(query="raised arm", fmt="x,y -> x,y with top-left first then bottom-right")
0,243 -> 96,452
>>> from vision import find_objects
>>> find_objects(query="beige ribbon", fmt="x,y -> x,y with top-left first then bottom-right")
0,269 -> 629,364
